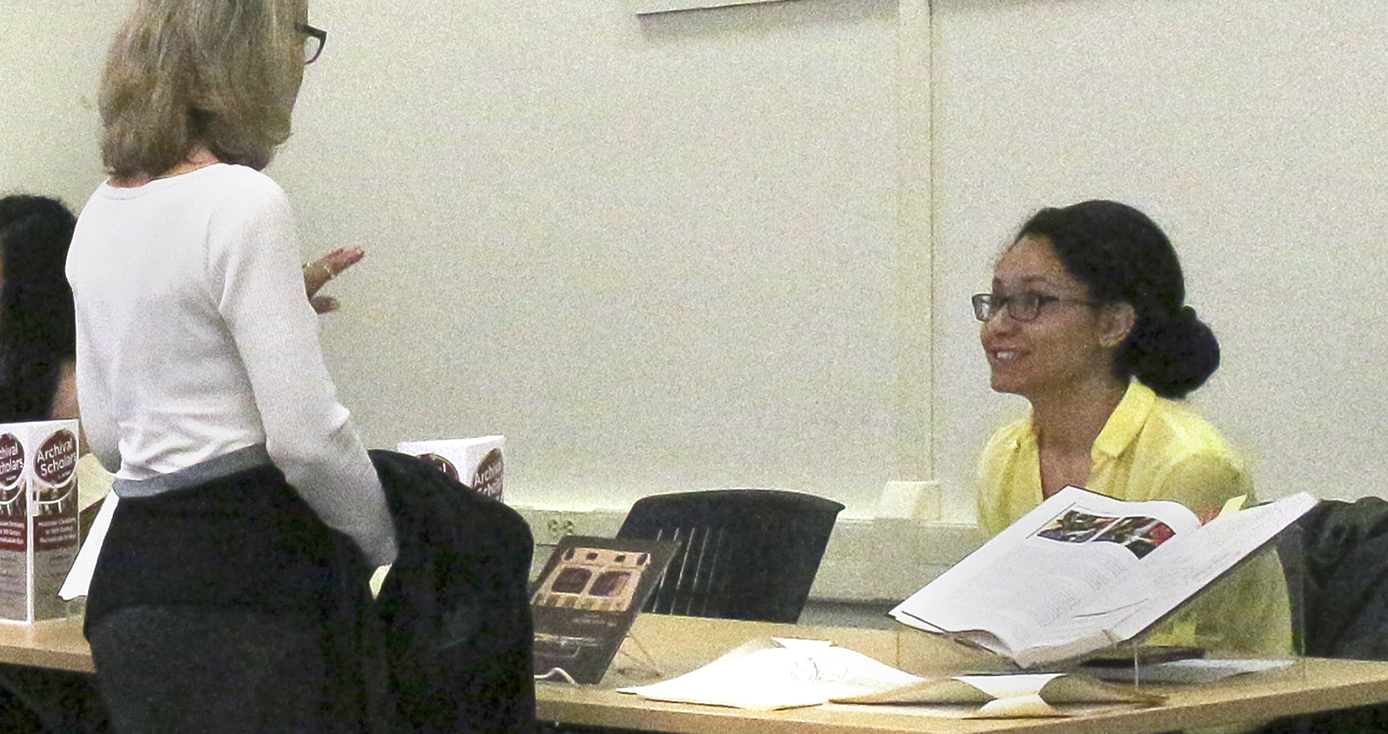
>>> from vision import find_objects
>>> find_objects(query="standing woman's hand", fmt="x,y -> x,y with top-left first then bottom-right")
302,247 -> 364,313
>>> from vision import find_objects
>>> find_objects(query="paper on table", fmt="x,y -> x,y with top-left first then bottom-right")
832,672 -> 1164,718
618,637 -> 922,710
968,674 -> 1069,718
59,493 -> 117,600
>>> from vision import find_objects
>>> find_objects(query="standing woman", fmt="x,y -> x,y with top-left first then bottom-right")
67,1 -> 397,732
973,200 -> 1290,657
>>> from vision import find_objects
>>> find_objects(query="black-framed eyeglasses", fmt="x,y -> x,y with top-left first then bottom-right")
296,23 -> 327,65
971,292 -> 1095,322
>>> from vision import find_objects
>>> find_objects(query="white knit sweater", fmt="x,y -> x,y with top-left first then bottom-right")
67,164 -> 396,566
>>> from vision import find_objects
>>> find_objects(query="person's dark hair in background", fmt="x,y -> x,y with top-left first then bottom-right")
1015,199 -> 1219,399
0,195 -> 77,421
0,194 -> 103,734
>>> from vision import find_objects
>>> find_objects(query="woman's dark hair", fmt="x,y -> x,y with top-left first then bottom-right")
1016,199 -> 1218,399
0,195 -> 77,421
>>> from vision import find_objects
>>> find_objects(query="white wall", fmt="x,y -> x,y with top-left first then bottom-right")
279,0 -> 910,515
8,0 -> 1388,597
0,1 -> 124,204
4,0 -> 919,520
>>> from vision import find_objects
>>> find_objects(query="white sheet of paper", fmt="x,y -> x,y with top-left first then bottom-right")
59,492 -> 117,600
958,673 -> 1064,699
619,638 -> 923,710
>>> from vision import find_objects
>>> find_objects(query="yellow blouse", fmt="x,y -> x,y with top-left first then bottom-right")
977,381 -> 1292,657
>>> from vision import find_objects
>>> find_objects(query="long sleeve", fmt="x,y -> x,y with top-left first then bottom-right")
209,181 -> 397,566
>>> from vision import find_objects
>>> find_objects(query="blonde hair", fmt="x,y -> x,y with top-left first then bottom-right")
99,0 -> 308,179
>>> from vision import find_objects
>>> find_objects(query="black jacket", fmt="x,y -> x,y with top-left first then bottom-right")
1259,497 -> 1388,734
371,450 -> 536,734
1294,497 -> 1388,660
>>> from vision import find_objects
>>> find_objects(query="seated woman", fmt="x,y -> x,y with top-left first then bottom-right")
973,199 -> 1290,658
0,194 -> 107,734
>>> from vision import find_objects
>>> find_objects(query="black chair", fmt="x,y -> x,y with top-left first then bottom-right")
615,488 -> 844,624
1257,497 -> 1388,734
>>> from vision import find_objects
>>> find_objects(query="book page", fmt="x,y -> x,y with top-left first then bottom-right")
891,486 -> 1202,659
1045,492 -> 1318,651
897,540 -> 1135,655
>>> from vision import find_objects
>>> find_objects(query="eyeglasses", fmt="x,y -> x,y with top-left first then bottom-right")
971,292 -> 1095,322
296,23 -> 327,65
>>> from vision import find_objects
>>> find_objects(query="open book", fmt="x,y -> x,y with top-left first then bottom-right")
890,486 -> 1317,668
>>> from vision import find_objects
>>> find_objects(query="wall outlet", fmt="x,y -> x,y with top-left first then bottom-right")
544,517 -> 577,543
876,480 -> 942,521
514,507 -> 628,547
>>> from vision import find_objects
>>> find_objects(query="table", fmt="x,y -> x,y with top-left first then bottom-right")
7,613 -> 1388,733
0,615 -> 92,673
538,614 -> 1388,734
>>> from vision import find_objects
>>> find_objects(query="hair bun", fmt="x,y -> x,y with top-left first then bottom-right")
1016,200 -> 1220,398
1120,306 -> 1220,399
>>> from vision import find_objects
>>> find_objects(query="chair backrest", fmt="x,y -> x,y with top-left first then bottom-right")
615,488 -> 844,624
1279,496 -> 1388,661
1256,497 -> 1388,734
